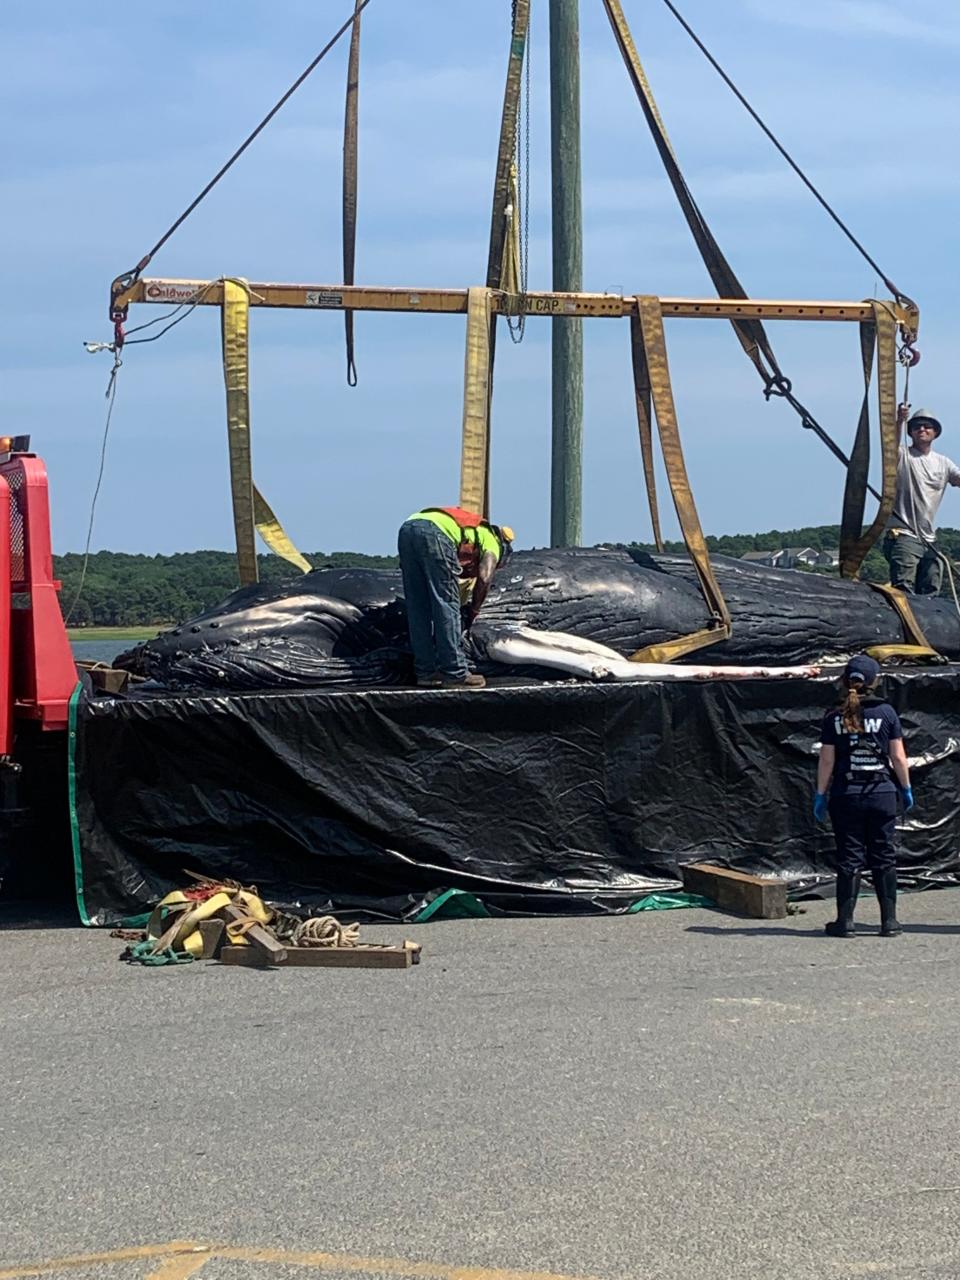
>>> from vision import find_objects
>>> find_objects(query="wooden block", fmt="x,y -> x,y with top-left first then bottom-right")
218,944 -> 415,969
221,904 -> 287,965
198,918 -> 225,959
76,661 -> 131,695
681,862 -> 788,919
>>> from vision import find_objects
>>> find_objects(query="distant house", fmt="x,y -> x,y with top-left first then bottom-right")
740,550 -> 783,568
740,547 -> 840,570
781,546 -> 821,569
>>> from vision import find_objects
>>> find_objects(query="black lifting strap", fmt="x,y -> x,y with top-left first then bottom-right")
601,0 -> 868,474
602,3 -> 782,382
342,0 -> 362,386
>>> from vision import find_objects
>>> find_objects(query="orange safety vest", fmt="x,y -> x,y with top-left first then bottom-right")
424,506 -> 486,577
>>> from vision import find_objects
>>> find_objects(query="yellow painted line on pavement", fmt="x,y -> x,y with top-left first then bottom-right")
0,1240 -> 600,1280
213,1244 -> 600,1279
0,1241 -> 209,1279
144,1252 -> 212,1280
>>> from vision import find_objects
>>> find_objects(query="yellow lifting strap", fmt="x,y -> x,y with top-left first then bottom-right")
460,286 -> 493,514
839,301 -> 899,579
486,0 -> 531,292
865,582 -> 943,661
629,313 -> 664,552
629,296 -> 732,664
499,163 -> 523,303
221,279 -> 312,583
145,887 -> 272,959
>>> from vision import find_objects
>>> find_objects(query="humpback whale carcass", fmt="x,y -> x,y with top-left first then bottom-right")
114,547 -> 958,691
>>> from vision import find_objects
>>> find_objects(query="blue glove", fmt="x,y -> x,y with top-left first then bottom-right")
901,786 -> 915,812
813,792 -> 829,823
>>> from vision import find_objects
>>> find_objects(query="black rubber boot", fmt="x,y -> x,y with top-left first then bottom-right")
873,866 -> 902,937
825,870 -> 860,938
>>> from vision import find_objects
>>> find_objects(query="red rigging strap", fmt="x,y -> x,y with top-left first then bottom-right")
109,0 -> 376,326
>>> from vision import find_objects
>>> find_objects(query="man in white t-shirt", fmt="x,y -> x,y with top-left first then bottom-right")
883,407 -> 960,594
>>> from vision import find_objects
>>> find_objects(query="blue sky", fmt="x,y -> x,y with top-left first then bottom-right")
4,0 -> 959,555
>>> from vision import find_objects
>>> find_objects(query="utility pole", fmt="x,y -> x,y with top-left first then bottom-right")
549,0 -> 584,547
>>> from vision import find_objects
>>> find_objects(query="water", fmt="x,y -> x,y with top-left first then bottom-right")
71,639 -> 131,665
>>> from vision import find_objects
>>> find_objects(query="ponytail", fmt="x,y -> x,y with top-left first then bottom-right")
840,684 -> 863,733
840,674 -> 880,732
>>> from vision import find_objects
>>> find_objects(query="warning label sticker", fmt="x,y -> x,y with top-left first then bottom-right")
306,291 -> 344,307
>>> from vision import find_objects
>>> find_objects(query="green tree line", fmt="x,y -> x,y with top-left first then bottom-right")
57,527 -> 960,627
56,550 -> 400,628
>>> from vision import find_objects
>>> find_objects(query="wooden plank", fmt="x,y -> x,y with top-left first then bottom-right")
221,904 -> 287,964
218,944 -> 414,969
681,862 -> 788,919
120,278 -> 917,328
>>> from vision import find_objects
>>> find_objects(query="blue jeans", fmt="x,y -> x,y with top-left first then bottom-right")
397,519 -> 467,679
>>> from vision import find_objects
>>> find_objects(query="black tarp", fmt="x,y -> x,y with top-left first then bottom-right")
71,666 -> 960,924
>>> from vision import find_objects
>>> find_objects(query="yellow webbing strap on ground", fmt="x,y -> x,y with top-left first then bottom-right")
839,301 -> 899,579
221,279 -> 312,581
145,890 -> 234,959
629,313 -> 663,551
460,286 -> 493,514
866,582 -> 942,660
629,296 -> 732,664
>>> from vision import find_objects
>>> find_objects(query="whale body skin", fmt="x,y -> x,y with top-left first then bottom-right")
115,548 -> 960,690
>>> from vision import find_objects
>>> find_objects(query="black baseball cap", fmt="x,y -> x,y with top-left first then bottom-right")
844,655 -> 881,684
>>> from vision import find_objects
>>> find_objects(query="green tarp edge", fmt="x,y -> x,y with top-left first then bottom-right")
627,891 -> 714,912
413,887 -> 714,922
66,682 -> 91,926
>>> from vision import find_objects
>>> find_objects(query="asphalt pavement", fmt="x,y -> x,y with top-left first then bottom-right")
2,893 -> 960,1280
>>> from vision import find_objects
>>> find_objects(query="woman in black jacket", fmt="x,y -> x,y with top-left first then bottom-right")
814,655 -> 914,938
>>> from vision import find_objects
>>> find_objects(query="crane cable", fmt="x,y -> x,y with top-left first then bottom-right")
658,0 -> 915,311
109,0 -> 376,335
342,0 -> 363,385
602,0 -> 913,510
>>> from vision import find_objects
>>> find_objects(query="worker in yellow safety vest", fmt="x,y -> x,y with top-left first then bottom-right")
398,506 -> 515,688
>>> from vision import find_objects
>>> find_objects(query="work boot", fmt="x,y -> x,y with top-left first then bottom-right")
872,866 -> 902,937
825,870 -> 860,938
440,672 -> 486,689
416,672 -> 443,688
